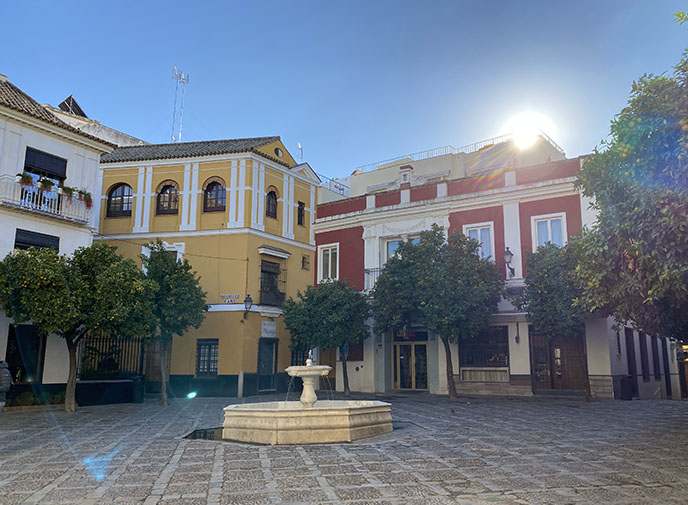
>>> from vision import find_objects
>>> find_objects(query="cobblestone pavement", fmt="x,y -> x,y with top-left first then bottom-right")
0,393 -> 687,505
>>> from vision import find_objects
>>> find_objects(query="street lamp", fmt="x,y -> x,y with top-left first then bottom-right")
243,294 -> 253,319
503,247 -> 515,278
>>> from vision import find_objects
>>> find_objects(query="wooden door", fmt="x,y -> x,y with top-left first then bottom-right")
531,334 -> 586,391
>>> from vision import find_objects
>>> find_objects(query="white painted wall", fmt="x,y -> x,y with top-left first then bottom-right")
508,322 -> 531,375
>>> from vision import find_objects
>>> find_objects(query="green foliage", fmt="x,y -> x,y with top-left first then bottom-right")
141,240 -> 208,342
14,392 -> 35,406
0,242 -> 156,411
36,391 -> 53,405
283,280 -> 370,352
372,225 -> 503,342
575,50 -> 688,337
52,392 -> 65,405
675,11 -> 688,24
518,243 -> 586,338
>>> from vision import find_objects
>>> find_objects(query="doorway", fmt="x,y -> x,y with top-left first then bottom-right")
393,343 -> 428,390
625,328 -> 639,398
257,338 -> 278,392
531,334 -> 586,391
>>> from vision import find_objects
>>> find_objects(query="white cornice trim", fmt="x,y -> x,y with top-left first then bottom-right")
0,108 -> 113,153
207,303 -> 284,317
99,152 -> 319,186
313,178 -> 578,233
258,246 -> 291,259
96,226 -> 315,251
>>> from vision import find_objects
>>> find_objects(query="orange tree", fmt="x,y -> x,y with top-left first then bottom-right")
371,225 -> 503,399
0,243 -> 155,412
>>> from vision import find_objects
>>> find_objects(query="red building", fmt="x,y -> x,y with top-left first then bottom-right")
313,134 -> 681,400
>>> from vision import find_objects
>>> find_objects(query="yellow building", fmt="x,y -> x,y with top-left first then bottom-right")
97,137 -> 320,397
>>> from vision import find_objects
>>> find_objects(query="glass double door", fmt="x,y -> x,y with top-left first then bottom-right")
394,343 -> 428,390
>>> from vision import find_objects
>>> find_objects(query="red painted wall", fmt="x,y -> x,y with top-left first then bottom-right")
449,206 -> 506,277
515,158 -> 580,185
519,195 -> 582,272
317,197 -> 366,219
447,173 -> 505,196
315,227 -> 365,290
375,191 -> 401,208
410,184 -> 437,202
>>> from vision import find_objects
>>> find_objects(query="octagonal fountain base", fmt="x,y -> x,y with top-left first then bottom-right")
222,400 -> 392,445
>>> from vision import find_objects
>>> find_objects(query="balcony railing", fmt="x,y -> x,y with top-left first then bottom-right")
260,289 -> 286,307
0,178 -> 90,223
364,267 -> 383,292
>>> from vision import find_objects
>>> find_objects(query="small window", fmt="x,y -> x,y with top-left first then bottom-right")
385,240 -> 400,260
266,190 -> 278,219
460,326 -> 509,367
196,339 -> 218,378
14,229 -> 59,251
274,147 -> 284,158
157,185 -> 179,215
319,244 -> 338,282
533,214 -> 565,249
107,183 -> 133,217
203,181 -> 226,212
464,222 -> 494,260
24,147 -> 67,180
297,201 -> 305,226
301,255 -> 310,270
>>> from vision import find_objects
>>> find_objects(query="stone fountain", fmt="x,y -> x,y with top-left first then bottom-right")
222,358 -> 392,445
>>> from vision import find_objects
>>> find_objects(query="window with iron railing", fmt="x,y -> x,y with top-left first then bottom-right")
260,260 -> 286,306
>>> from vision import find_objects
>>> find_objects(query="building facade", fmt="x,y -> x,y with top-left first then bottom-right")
314,135 -> 682,400
0,74 -> 113,391
97,137 -> 321,397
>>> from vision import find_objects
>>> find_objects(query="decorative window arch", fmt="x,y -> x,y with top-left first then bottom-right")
266,186 -> 279,219
156,180 -> 179,215
106,183 -> 133,217
203,177 -> 226,212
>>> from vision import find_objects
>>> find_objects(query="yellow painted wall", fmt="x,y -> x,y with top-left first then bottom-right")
100,169 -> 139,235
254,139 -> 297,168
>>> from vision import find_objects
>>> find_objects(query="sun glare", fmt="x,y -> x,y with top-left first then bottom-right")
501,112 -> 557,149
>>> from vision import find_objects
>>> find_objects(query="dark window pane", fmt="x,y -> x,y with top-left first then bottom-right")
107,184 -> 133,217
14,229 -> 59,250
459,326 -> 509,367
297,201 -> 305,226
266,191 -> 277,218
157,185 -> 179,215
204,182 -> 226,212
25,147 -> 67,180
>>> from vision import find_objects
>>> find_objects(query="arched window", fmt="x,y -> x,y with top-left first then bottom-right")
157,184 -> 179,215
203,181 -> 226,212
106,183 -> 133,217
266,190 -> 278,219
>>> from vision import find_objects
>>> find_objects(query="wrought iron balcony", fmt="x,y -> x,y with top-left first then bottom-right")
0,178 -> 91,224
260,289 -> 286,307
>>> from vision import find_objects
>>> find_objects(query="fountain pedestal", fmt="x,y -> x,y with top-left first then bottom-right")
285,358 -> 330,408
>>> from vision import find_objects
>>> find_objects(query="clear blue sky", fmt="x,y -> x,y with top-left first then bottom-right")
3,1 -> 686,179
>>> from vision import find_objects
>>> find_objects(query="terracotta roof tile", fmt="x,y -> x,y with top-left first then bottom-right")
101,136 -> 289,165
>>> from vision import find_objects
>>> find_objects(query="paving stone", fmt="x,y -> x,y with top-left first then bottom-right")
0,394 -> 687,504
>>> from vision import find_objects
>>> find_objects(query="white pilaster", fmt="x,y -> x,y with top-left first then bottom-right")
237,159 -> 246,227
286,176 -> 295,239
366,194 -> 375,209
437,182 -> 447,198
309,185 -> 315,245
258,163 -> 265,230
133,166 -> 146,232
400,188 -> 410,204
580,193 -> 597,230
92,167 -> 104,233
251,161 -> 259,229
502,201 -> 522,278
282,173 -> 289,238
179,163 -> 191,231
228,160 -> 237,228
141,166 -> 153,232
188,162 -> 199,230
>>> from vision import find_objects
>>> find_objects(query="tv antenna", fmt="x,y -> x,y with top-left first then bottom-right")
297,142 -> 303,162
170,66 -> 189,143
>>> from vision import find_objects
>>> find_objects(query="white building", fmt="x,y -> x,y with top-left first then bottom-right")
0,74 -> 113,389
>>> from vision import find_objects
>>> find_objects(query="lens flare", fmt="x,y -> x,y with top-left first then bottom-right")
501,112 -> 557,150
186,391 -> 197,399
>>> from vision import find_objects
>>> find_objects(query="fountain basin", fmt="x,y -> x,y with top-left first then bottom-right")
223,400 -> 392,445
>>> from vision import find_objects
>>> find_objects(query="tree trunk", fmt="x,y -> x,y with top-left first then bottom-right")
581,332 -> 593,402
64,339 -> 78,413
340,345 -> 350,397
442,336 -> 458,399
160,339 -> 168,406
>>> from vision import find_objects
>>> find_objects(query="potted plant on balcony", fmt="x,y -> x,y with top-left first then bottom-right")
38,178 -> 55,192
78,190 -> 93,209
16,173 -> 34,187
61,186 -> 75,201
